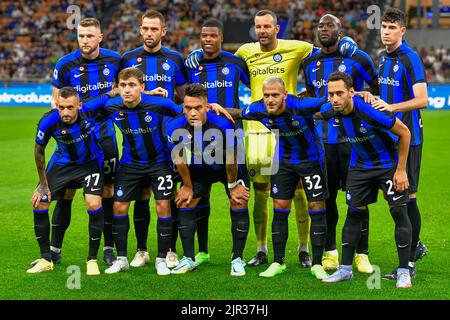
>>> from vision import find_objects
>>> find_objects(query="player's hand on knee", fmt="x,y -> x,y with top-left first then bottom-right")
175,185 -> 193,207
32,184 -> 51,208
184,49 -> 203,70
394,169 -> 409,193
230,184 -> 250,205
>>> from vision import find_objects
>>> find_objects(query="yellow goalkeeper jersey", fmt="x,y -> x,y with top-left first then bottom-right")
235,39 -> 313,133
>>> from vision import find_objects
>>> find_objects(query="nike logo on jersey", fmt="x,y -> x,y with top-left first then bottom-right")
312,67 -> 320,72
115,117 -> 125,121
194,71 -> 202,76
131,63 -> 142,68
74,73 -> 85,78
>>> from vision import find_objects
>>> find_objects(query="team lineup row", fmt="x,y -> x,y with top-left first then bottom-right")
28,8 -> 428,289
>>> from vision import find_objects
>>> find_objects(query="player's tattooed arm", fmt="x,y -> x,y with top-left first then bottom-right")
32,144 -> 51,207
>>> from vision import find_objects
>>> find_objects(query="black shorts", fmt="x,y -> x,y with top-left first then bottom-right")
45,160 -> 104,201
325,142 -> 351,192
346,167 -> 409,207
270,159 -> 329,202
114,162 -> 174,201
190,164 -> 250,199
99,135 -> 119,185
407,144 -> 422,193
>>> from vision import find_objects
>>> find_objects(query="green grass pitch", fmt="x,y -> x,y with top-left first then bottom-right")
0,107 -> 449,300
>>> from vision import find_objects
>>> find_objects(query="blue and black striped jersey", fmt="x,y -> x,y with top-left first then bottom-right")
186,51 -> 250,109
302,49 -> 378,144
83,94 -> 181,166
378,41 -> 426,146
52,48 -> 121,147
52,48 -> 121,101
36,107 -> 102,167
165,111 -> 236,172
242,95 -> 327,164
320,96 -> 397,169
121,46 -> 187,100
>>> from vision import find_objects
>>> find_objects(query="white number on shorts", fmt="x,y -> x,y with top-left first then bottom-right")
85,173 -> 100,187
304,175 -> 322,190
103,158 -> 116,175
157,175 -> 173,190
386,180 -> 395,195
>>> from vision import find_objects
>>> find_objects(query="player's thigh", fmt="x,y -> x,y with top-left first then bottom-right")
270,165 -> 299,200
338,142 -> 352,191
406,144 -> 422,194
324,143 -> 340,192
78,161 -> 104,198
246,132 -> 274,183
296,159 -> 329,202
114,164 -> 146,202
148,163 -> 175,200
345,167 -> 379,207
377,167 -> 409,207
100,136 -> 119,186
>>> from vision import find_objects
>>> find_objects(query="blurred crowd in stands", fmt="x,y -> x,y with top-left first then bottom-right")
0,0 -> 448,84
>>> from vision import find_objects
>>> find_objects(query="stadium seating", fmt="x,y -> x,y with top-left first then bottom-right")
0,0 -> 448,84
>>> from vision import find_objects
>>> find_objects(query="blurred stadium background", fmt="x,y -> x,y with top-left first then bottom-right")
0,0 -> 448,107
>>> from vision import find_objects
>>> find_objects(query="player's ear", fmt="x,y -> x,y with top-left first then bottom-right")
400,26 -> 406,36
78,102 -> 83,110
275,24 -> 280,34
348,87 -> 355,97
161,26 -> 167,37
99,32 -> 103,43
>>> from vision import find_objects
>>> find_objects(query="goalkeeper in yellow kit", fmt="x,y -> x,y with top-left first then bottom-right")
185,9 -> 358,268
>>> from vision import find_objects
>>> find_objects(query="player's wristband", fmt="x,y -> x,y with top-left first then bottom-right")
228,181 -> 239,189
228,179 -> 245,189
